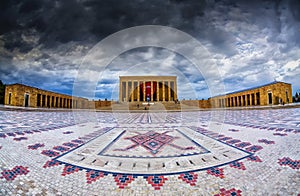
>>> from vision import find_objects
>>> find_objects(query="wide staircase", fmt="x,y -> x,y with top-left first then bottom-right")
118,101 -> 183,111
96,101 -> 201,111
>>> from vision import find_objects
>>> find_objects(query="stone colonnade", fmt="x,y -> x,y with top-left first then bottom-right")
212,91 -> 261,108
119,76 -> 177,102
5,83 -> 88,108
210,81 -> 292,108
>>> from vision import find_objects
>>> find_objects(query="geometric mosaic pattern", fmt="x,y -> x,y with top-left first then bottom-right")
61,165 -> 81,176
41,150 -> 60,157
258,139 -> 275,144
0,166 -> 30,181
278,157 -> 300,170
178,172 -> 198,186
13,137 -> 28,141
0,109 -> 299,195
55,126 -> 251,175
245,145 -> 263,152
145,175 -> 168,190
230,161 -> 246,170
207,167 -> 225,178
86,170 -> 105,184
113,130 -> 194,155
247,155 -> 263,162
114,174 -> 135,189
27,143 -> 45,150
214,188 -> 242,196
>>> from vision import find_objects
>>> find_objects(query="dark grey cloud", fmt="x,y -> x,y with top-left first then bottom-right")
0,0 -> 207,50
0,0 -> 300,99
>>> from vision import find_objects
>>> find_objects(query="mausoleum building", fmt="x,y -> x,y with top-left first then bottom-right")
119,76 -> 178,102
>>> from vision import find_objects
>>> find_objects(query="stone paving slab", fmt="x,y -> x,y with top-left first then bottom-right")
0,109 -> 299,195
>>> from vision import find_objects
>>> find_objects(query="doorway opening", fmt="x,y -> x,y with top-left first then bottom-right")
268,92 -> 272,104
24,94 -> 29,107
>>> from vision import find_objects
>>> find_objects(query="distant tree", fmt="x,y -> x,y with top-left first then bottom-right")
295,92 -> 299,102
0,80 -> 5,104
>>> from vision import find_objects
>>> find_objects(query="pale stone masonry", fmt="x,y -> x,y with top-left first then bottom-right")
4,83 -> 89,108
119,76 -> 178,102
209,81 -> 292,108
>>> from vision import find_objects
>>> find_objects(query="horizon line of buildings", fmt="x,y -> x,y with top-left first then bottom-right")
2,79 -> 292,109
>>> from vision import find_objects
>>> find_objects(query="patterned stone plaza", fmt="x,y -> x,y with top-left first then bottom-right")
0,108 -> 299,195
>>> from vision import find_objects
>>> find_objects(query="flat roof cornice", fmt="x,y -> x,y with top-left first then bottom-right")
119,76 -> 177,80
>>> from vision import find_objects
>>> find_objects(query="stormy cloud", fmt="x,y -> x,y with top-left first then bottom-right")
0,0 -> 299,99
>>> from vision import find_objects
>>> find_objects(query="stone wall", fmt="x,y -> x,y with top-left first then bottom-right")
198,99 -> 211,108
4,83 -> 89,109
210,81 -> 292,108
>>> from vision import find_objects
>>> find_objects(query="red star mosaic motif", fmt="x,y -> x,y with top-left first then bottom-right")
1,166 -> 30,181
145,175 -> 168,190
53,146 -> 70,152
247,155 -> 262,162
114,174 -> 135,189
278,157 -> 300,170
13,137 -> 28,141
230,161 -> 246,170
86,170 -> 105,184
214,188 -> 242,196
43,159 -> 61,168
207,167 -> 225,179
41,150 -> 60,157
258,139 -> 275,144
178,172 -> 198,186
61,165 -> 81,176
28,143 -> 45,150
273,133 -> 287,136
226,139 -> 241,144
245,145 -> 263,152
62,142 -> 78,148
235,142 -> 251,148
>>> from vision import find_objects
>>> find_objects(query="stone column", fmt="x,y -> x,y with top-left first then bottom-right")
143,81 -> 146,102
168,81 -> 171,101
40,95 -> 43,107
119,80 -> 122,102
162,81 -> 165,101
137,81 -> 140,102
241,95 -> 244,106
131,81 -> 134,102
125,81 -> 128,102
49,95 -> 52,108
174,79 -> 178,101
156,81 -> 159,101
151,81 -> 153,101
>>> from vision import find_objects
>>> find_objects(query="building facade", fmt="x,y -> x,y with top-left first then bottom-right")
4,83 -> 89,108
209,81 -> 292,108
3,80 -> 293,109
119,76 -> 178,102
